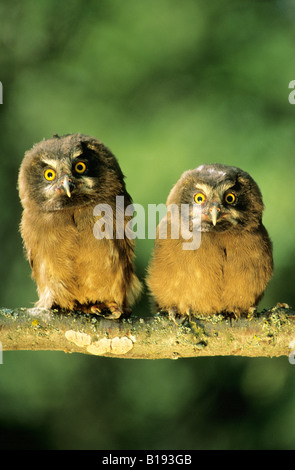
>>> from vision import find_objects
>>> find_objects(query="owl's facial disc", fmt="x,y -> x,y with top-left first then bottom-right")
193,185 -> 240,232
41,156 -> 96,210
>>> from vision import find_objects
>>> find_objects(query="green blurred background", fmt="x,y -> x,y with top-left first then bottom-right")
1,0 -> 295,450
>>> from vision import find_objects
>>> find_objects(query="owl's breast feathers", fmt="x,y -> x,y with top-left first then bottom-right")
21,204 -> 141,310
147,226 -> 273,316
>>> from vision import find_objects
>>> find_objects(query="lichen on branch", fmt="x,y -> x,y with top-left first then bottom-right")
0,304 -> 294,359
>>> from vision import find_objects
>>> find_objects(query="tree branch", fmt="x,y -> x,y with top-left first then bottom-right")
1,304 -> 295,359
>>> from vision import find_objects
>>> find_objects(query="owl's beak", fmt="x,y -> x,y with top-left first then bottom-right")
61,175 -> 73,198
209,205 -> 221,226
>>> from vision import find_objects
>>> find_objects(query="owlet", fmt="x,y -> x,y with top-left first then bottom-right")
18,133 -> 141,319
146,164 -> 273,321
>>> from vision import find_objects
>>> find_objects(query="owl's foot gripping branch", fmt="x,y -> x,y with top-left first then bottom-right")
0,304 -> 294,360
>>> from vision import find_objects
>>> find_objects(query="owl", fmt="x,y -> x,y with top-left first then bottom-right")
146,164 -> 273,321
18,133 -> 141,319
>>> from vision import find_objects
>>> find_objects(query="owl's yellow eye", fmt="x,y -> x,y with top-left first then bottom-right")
225,193 -> 236,204
44,168 -> 56,181
75,161 -> 87,174
194,193 -> 206,204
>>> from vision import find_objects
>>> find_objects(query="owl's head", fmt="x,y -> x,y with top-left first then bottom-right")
167,163 -> 265,232
18,134 -> 127,212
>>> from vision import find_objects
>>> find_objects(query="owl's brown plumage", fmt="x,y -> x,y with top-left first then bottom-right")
146,164 -> 273,320
18,133 -> 141,318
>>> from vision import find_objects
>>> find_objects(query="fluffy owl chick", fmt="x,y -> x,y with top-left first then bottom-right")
146,164 -> 273,321
18,133 -> 141,319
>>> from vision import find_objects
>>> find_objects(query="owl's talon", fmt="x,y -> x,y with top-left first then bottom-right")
93,301 -> 123,320
89,305 -> 102,314
79,302 -> 123,319
247,306 -> 257,319
168,308 -> 187,325
179,315 -> 189,325
168,308 -> 178,325
187,309 -> 193,323
103,309 -> 122,320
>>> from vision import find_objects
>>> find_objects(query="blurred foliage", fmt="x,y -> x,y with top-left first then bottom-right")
0,0 -> 295,450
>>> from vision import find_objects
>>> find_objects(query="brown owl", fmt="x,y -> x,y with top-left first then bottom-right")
146,164 -> 273,321
18,133 -> 141,319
